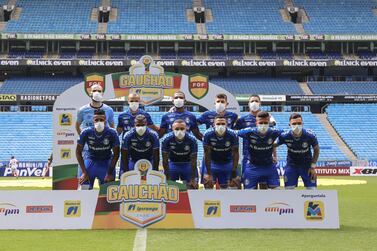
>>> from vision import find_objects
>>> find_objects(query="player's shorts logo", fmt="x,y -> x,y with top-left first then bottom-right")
84,73 -> 105,97
305,201 -> 324,221
107,159 -> 179,228
60,149 -> 71,159
204,200 -> 221,218
64,200 -> 81,218
189,74 -> 209,100
59,113 -> 72,126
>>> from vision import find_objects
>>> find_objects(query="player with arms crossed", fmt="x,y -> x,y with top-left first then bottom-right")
203,116 -> 240,189
275,113 -> 319,189
238,111 -> 281,189
159,91 -> 202,140
76,109 -> 120,190
121,115 -> 159,174
161,119 -> 198,189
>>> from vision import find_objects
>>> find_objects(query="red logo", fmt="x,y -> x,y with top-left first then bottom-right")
230,205 -> 256,213
57,140 -> 74,145
26,205 -> 53,213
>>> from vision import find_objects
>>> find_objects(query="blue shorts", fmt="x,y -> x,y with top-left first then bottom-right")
200,158 -> 207,182
242,163 -> 280,189
284,165 -> 316,188
78,158 -> 113,190
169,162 -> 196,183
241,157 -> 249,175
210,161 -> 233,186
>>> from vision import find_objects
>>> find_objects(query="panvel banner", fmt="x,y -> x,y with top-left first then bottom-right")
0,161 -> 48,177
52,55 -> 239,190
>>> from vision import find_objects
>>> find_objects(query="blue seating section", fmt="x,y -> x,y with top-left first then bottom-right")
5,0 -> 99,33
327,104 -> 377,160
294,0 -> 377,34
308,81 -> 377,94
0,76 -> 82,95
210,77 -> 304,95
205,0 -> 296,34
0,112 -> 52,161
108,0 -> 196,34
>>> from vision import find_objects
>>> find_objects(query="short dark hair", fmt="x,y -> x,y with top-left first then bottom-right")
256,111 -> 269,119
135,114 -> 147,124
214,115 -> 226,121
173,119 -> 186,125
174,90 -> 185,97
216,93 -> 227,101
11,156 -> 14,159
94,109 -> 106,116
289,113 -> 302,121
249,95 -> 261,101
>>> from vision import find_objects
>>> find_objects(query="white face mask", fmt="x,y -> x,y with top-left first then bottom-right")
291,125 -> 303,135
129,101 -> 139,112
135,126 -> 147,136
173,98 -> 184,108
94,122 -> 105,132
215,125 -> 226,135
249,101 -> 260,112
92,92 -> 103,102
215,103 -> 226,113
257,124 -> 269,134
174,129 -> 186,140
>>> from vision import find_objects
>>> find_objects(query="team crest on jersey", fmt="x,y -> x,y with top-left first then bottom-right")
103,138 -> 109,145
287,143 -> 292,147
132,142 -> 137,146
145,141 -> 151,147
268,138 -> 273,145
107,159 -> 179,228
225,141 -> 231,147
251,139 -> 257,144
170,145 -> 176,150
211,142 -> 216,146
89,140 -> 95,145
184,145 -> 190,151
84,73 -> 105,97
302,142 -> 308,148
189,74 -> 209,100
227,118 -> 232,124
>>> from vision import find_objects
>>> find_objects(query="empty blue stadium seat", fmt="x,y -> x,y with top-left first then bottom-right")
308,81 -> 377,94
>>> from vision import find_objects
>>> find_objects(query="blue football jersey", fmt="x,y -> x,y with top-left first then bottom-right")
122,128 -> 159,162
77,103 -> 114,130
235,113 -> 257,158
197,110 -> 238,129
238,127 -> 282,167
277,128 -> 319,168
117,109 -> 154,136
161,132 -> 198,163
203,128 -> 239,164
160,110 -> 199,133
77,126 -> 119,160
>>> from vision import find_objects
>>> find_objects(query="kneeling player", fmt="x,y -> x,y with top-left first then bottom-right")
238,111 -> 281,189
161,119 -> 198,189
121,115 -> 159,174
76,109 -> 120,190
276,113 -> 319,189
203,116 -> 239,189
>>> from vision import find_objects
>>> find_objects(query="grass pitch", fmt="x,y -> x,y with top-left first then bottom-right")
0,176 -> 376,251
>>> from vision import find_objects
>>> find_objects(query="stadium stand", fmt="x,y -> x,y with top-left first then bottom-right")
308,81 -> 377,95
5,0 -> 99,33
326,104 -> 377,160
294,0 -> 377,34
107,0 -> 196,34
210,77 -> 304,95
0,76 -> 82,95
205,0 -> 297,34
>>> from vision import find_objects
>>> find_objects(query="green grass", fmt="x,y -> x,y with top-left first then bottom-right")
0,177 -> 376,251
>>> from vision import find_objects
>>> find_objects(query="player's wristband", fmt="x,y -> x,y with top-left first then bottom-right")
310,163 -> 316,168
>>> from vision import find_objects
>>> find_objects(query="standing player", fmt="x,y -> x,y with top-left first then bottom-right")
76,84 -> 114,134
159,91 -> 202,140
276,113 -> 320,189
161,119 -> 198,189
76,109 -> 120,190
121,115 -> 159,174
42,153 -> 53,179
203,116 -> 239,189
238,111 -> 281,189
9,156 -> 18,178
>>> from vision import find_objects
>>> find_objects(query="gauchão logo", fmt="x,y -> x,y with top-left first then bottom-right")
305,201 -> 324,220
265,202 -> 294,215
107,159 -> 179,228
204,200 -> 221,217
64,200 -> 81,217
0,203 -> 20,216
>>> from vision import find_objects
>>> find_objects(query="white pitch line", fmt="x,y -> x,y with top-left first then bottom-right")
133,228 -> 147,251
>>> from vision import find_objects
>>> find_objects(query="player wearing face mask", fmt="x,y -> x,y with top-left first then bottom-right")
76,84 -> 114,135
76,109 -> 120,190
203,116 -> 239,189
159,91 -> 202,140
237,111 -> 282,190
121,115 -> 160,175
161,119 -> 198,189
275,113 -> 320,189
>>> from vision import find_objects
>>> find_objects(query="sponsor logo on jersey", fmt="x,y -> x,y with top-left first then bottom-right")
305,201 -> 324,220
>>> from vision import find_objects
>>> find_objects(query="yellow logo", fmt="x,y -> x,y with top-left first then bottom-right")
64,200 -> 81,218
189,74 -> 209,100
204,200 -> 221,218
60,149 -> 71,159
59,113 -> 72,126
84,73 -> 105,97
305,201 -> 324,221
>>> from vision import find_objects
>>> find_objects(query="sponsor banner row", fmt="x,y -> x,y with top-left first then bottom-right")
0,161 -> 48,177
0,95 -> 60,103
0,191 -> 98,229
2,33 -> 377,41
3,59 -> 377,68
350,166 -> 377,176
